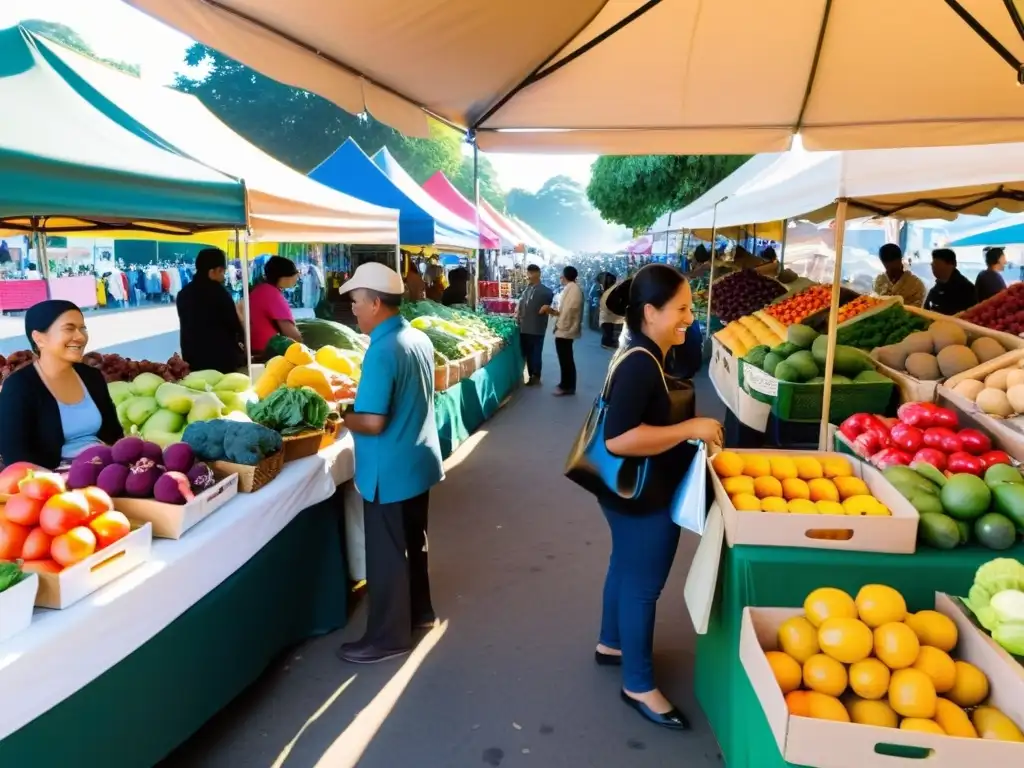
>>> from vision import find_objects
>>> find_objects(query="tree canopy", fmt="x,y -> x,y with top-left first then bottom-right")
21,19 -> 141,76
586,155 -> 750,232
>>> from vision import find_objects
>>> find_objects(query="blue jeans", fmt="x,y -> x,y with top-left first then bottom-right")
599,503 -> 680,692
520,332 -> 544,379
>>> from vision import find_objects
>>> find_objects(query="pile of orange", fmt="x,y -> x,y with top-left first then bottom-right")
837,295 -> 882,324
711,451 -> 890,516
764,584 -> 1024,740
763,285 -> 835,326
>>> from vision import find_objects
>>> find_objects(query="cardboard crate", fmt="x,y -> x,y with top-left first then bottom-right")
741,594 -> 1024,768
114,474 -> 238,539
708,449 -> 919,553
0,573 -> 37,642
35,523 -> 152,609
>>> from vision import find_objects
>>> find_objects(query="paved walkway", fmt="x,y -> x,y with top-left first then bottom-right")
160,332 -> 727,768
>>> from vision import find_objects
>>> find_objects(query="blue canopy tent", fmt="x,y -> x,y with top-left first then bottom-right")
947,213 -> 1024,246
309,139 -> 478,250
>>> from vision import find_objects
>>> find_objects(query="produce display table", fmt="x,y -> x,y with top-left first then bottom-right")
0,441 -> 357,767
694,541 -> 1020,768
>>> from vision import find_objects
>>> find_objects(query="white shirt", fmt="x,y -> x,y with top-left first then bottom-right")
554,281 -> 583,339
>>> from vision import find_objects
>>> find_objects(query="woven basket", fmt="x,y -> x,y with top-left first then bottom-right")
211,450 -> 284,493
282,430 -> 325,462
319,414 -> 342,449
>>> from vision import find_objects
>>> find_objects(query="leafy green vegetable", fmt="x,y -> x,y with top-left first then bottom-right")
246,387 -> 330,435
0,562 -> 26,594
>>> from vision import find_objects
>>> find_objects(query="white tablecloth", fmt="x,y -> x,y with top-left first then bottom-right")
0,435 -> 355,741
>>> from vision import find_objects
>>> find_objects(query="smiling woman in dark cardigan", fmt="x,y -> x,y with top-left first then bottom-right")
0,300 -> 122,469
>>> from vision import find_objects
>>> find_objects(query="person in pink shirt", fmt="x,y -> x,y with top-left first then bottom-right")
248,256 -> 302,359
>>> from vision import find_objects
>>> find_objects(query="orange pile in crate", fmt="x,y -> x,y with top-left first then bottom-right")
712,451 -> 890,516
837,295 -> 882,324
763,285 -> 835,326
763,584 -> 1024,740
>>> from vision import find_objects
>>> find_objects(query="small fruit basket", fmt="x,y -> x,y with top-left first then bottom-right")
114,474 -> 238,539
741,588 -> 1024,767
0,567 -> 37,642
709,449 -> 919,553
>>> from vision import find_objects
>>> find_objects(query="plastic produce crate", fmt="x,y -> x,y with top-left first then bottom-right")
739,361 -> 895,422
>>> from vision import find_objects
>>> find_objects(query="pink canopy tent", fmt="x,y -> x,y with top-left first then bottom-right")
480,199 -> 542,252
421,171 -> 501,249
627,235 -> 654,255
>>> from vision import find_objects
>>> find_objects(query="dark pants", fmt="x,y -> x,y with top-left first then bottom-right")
598,503 -> 680,692
555,337 -> 576,392
600,322 -> 622,348
520,332 -> 545,379
363,490 -> 434,650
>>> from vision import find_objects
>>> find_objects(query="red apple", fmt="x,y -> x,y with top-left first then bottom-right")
3,493 -> 44,527
21,527 -> 53,561
0,462 -> 44,495
0,519 -> 30,560
80,487 -> 114,519
88,511 -> 130,549
50,526 -> 96,567
39,492 -> 90,536
18,472 -> 66,502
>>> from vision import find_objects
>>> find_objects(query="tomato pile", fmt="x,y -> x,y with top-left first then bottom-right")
763,285 -> 835,326
837,295 -> 883,324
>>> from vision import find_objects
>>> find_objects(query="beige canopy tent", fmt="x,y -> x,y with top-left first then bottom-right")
128,0 -> 1024,154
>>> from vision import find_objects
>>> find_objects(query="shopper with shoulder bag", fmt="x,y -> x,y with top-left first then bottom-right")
564,264 -> 722,731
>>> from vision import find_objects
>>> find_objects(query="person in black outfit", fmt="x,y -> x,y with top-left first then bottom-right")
0,300 -> 123,469
975,247 -> 1008,303
592,265 -> 722,732
924,248 -> 977,316
176,248 -> 245,374
441,267 -> 469,306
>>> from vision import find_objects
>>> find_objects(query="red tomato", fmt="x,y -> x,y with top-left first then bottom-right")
3,493 -> 44,527
88,511 -> 130,549
50,526 -> 96,567
39,492 -> 90,536
20,559 -> 62,574
18,472 -> 66,502
0,519 -> 30,560
0,462 -> 44,495
80,487 -> 114,519
21,527 -> 53,561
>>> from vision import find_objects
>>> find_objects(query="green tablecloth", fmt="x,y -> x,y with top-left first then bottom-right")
694,541 -> 1021,768
434,338 -> 523,459
0,494 -> 349,767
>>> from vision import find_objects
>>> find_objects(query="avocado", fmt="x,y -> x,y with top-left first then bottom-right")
811,335 -> 829,365
770,341 -> 801,357
912,462 -> 947,488
833,346 -> 873,377
974,512 -> 1018,550
854,369 -> 890,384
992,483 -> 1024,531
774,361 -> 801,382
918,512 -> 962,550
956,519 -> 972,545
884,465 -> 939,498
807,376 -> 826,384
984,463 -> 1024,489
743,345 -> 771,369
909,490 -> 945,516
830,375 -> 853,384
940,474 -> 993,521
763,352 -> 784,376
787,350 -> 820,382
787,324 -> 820,350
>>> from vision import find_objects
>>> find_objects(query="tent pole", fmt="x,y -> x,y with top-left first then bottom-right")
472,138 -> 481,309
818,200 -> 849,451
779,219 -> 789,268
704,200 -> 723,338
239,233 -> 253,381
395,243 -> 401,275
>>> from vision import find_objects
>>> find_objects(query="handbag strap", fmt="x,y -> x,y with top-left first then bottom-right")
602,346 -> 671,400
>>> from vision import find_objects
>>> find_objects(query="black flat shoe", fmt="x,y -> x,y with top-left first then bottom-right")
337,644 -> 410,664
595,650 -> 622,666
619,690 -> 691,731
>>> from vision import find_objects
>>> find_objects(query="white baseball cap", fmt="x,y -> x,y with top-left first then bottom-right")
338,262 -> 404,296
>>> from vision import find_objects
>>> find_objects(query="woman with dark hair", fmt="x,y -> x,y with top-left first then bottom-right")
598,272 -> 624,349
0,300 -> 123,468
248,255 -> 302,358
594,264 -> 722,730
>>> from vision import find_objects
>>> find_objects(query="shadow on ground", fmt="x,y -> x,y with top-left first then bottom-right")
159,333 -> 726,768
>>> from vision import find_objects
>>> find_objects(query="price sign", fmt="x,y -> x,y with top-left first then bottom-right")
742,361 -> 778,397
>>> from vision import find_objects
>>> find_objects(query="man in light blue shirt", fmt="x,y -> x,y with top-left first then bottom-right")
336,262 -> 444,664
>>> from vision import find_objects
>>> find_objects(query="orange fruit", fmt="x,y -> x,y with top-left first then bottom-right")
804,587 -> 858,627
762,497 -> 789,513
712,451 -> 744,478
815,500 -> 845,515
765,651 -> 803,694
849,658 -> 891,700
904,611 -> 957,653
778,616 -> 820,663
742,454 -> 771,478
855,585 -> 907,628
788,499 -> 817,514
785,690 -> 810,717
818,617 -> 873,664
900,718 -> 945,735
888,668 -> 937,718
782,478 -> 810,500
834,476 -> 869,499
722,476 -> 755,496
808,478 -> 839,502
874,622 -> 920,669
731,493 -> 762,512
805,692 -> 850,722
847,696 -> 898,728
770,456 -> 799,480
933,698 -> 978,738
912,647 -> 957,694
753,476 -> 784,498
947,661 -> 989,708
795,457 -> 824,480
822,457 -> 853,478
803,653 -> 848,697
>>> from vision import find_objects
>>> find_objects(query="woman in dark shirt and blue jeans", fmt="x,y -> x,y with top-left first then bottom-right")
596,265 -> 722,730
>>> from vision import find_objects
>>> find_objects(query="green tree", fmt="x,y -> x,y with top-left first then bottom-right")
586,155 -> 749,232
21,19 -> 141,76
450,153 -> 506,209
507,176 -> 629,253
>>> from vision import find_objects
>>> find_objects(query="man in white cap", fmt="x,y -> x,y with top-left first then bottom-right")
335,261 -> 444,664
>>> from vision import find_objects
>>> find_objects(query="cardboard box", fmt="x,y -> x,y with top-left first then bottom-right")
709,449 -> 919,553
741,594 -> 1024,768
0,573 -> 37,642
35,524 -> 152,609
114,474 -> 238,539
709,337 -> 739,415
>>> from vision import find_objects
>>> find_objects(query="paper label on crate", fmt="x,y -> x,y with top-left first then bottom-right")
743,362 -> 778,396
